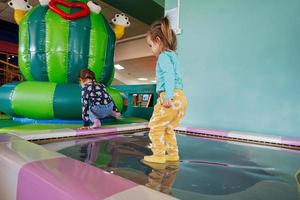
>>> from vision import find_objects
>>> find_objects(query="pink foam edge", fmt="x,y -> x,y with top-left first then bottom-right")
17,157 -> 137,200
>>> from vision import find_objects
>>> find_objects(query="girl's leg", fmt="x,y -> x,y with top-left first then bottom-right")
165,90 -> 187,161
87,107 -> 98,126
89,106 -> 101,128
90,102 -> 116,128
95,102 -> 115,119
91,118 -> 101,129
145,98 -> 178,163
165,127 -> 179,158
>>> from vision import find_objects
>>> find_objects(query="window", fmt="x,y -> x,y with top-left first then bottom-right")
0,52 -> 21,85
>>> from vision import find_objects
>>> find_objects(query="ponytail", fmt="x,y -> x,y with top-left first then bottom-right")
148,16 -> 177,51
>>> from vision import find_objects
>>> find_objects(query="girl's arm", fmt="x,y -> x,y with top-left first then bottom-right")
81,86 -> 90,127
159,53 -> 175,100
100,83 -> 119,112
112,104 -> 119,112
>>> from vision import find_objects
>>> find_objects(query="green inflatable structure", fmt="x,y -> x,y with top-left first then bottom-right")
0,0 -> 126,120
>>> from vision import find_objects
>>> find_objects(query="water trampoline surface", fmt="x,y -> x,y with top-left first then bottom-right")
42,132 -> 300,200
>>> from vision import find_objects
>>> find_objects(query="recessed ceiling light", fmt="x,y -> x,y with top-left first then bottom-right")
114,64 -> 124,70
138,78 -> 148,81
151,80 -> 156,83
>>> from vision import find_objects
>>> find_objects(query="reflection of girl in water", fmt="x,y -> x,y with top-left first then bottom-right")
144,162 -> 179,195
80,142 -> 112,167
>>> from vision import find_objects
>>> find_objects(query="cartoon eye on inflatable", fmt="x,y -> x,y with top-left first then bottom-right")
112,13 -> 130,27
8,1 -> 13,7
7,0 -> 33,24
8,0 -> 32,10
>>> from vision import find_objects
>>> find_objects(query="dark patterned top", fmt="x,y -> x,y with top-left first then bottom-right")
81,81 -> 118,126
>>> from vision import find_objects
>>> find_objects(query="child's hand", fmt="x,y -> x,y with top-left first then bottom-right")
162,98 -> 172,108
77,126 -> 90,130
112,111 -> 121,119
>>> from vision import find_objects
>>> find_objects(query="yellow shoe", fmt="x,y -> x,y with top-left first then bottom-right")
143,155 -> 166,164
141,160 -> 167,170
166,155 -> 180,162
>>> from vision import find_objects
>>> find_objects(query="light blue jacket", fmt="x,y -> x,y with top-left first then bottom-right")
156,51 -> 183,99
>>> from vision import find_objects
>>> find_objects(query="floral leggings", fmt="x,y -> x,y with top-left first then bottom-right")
148,89 -> 187,156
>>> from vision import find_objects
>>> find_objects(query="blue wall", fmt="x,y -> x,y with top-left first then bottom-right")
166,0 -> 300,137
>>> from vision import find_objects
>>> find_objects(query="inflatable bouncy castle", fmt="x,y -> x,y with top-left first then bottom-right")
0,0 -> 129,121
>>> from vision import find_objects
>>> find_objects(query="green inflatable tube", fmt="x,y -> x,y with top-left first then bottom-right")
0,83 -> 19,116
2,82 -> 125,120
12,82 -> 56,119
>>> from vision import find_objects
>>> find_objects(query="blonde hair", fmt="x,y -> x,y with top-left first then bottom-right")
148,16 -> 177,51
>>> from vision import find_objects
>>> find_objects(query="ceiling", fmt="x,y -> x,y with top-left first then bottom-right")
102,0 -> 164,25
0,0 -> 150,39
113,56 -> 156,85
0,0 -> 159,85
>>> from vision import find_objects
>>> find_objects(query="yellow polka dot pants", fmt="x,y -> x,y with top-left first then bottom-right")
148,89 -> 187,156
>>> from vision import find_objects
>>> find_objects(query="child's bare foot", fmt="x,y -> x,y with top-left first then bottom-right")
112,111 -> 121,119
91,119 -> 101,129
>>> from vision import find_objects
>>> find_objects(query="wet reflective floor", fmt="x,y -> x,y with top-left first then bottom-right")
42,132 -> 300,200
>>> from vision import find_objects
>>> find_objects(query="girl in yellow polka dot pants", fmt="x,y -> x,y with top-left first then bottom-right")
144,16 -> 187,163
146,89 -> 187,163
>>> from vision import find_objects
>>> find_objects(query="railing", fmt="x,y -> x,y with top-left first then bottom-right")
0,59 -> 22,85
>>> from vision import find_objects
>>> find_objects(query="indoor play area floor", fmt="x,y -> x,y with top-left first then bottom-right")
1,115 -> 300,200
0,114 -> 147,135
42,131 -> 300,200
